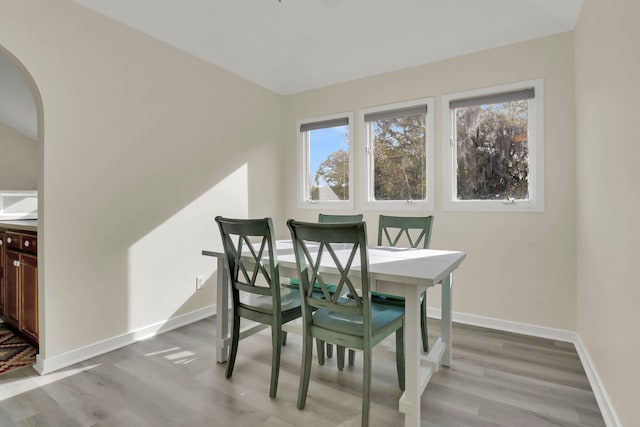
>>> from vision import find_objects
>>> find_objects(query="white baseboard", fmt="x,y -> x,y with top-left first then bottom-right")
426,307 -> 620,427
573,335 -> 622,427
33,304 -> 216,375
426,307 -> 576,342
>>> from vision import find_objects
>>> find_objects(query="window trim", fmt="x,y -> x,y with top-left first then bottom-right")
441,79 -> 544,212
296,112 -> 354,210
358,97 -> 435,211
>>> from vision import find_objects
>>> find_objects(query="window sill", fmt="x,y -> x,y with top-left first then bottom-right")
442,200 -> 543,212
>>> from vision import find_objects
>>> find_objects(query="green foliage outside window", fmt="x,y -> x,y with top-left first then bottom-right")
455,101 -> 529,200
312,150 -> 349,200
311,115 -> 427,202
372,116 -> 426,201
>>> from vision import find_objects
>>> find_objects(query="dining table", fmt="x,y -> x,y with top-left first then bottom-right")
203,240 -> 466,427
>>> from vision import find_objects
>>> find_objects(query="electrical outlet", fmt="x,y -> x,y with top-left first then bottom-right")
196,276 -> 205,290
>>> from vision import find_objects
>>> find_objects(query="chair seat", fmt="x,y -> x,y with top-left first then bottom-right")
288,277 -> 337,294
241,285 -> 301,312
313,300 -> 404,337
371,291 -> 403,302
372,291 -> 424,306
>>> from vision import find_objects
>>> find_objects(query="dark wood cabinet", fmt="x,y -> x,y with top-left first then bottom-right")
5,250 -> 20,329
20,254 -> 38,343
1,229 -> 38,345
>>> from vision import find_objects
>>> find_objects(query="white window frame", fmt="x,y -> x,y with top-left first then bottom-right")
359,98 -> 435,211
297,112 -> 354,210
442,79 -> 544,212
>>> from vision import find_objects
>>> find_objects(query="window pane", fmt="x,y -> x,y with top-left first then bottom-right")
372,115 -> 426,201
308,125 -> 349,201
454,100 -> 529,201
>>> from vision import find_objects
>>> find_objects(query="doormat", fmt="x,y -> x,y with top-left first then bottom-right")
0,325 -> 37,375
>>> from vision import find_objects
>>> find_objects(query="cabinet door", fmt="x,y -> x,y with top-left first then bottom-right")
5,251 -> 20,329
20,254 -> 38,343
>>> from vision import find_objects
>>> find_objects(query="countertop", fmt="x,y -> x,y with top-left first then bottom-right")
0,219 -> 38,232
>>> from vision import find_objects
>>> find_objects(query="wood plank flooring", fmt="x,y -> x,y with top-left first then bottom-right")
0,317 -> 605,426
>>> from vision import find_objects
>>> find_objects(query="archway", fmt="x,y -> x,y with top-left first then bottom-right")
0,45 -> 46,367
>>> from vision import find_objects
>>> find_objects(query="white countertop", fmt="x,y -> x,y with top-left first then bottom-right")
0,219 -> 38,232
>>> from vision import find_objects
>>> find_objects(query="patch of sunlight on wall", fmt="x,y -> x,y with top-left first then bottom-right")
126,164 -> 248,330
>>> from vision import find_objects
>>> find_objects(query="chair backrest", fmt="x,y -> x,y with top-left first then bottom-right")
287,220 -> 371,329
318,213 -> 364,223
377,215 -> 434,249
215,216 -> 281,305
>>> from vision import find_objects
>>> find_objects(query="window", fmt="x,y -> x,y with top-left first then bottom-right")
359,98 -> 435,210
442,79 -> 544,211
297,113 -> 354,209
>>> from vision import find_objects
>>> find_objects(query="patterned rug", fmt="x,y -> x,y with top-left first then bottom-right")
0,325 -> 37,375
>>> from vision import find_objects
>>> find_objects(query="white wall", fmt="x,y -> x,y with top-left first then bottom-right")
0,0 -> 283,360
575,1 -> 640,425
0,54 -> 38,140
0,121 -> 38,189
284,33 -> 577,331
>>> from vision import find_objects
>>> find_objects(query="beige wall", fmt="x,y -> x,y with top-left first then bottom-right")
0,121 -> 38,189
575,1 -> 640,425
0,1 -> 283,359
284,33 -> 577,331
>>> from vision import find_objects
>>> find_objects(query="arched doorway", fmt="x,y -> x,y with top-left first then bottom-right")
0,45 -> 46,367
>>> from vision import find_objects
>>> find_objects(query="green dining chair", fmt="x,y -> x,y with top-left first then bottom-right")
339,214 -> 434,368
284,214 -> 365,365
317,213 -> 364,362
318,213 -> 364,223
376,215 -> 433,351
215,216 -> 302,399
287,219 -> 405,427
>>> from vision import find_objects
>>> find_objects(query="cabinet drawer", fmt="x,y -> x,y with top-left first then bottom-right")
21,234 -> 37,255
5,232 -> 21,251
4,232 -> 37,254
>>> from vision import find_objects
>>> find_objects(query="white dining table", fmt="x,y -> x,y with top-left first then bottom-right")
203,240 -> 466,427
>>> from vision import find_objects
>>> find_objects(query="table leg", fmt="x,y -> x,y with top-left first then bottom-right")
216,256 -> 229,363
441,274 -> 452,367
401,286 -> 422,427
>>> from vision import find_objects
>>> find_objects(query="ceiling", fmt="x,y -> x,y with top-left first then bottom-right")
0,0 -> 583,142
71,0 -> 583,95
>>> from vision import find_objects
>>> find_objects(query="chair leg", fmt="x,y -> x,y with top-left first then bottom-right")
326,343 -> 333,358
297,332 -> 314,410
316,338 -> 325,366
396,327 -> 405,391
282,330 -> 288,346
337,347 -> 356,367
269,325 -> 283,398
420,296 -> 429,352
337,345 -> 345,371
361,348 -> 372,427
225,312 -> 241,379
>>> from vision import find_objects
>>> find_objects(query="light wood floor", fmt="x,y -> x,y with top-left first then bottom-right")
0,317 -> 605,426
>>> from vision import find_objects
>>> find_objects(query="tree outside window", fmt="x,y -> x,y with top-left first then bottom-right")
297,114 -> 353,209
359,99 -> 434,211
371,115 -> 426,201
454,100 -> 529,200
308,126 -> 349,201
442,79 -> 544,212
